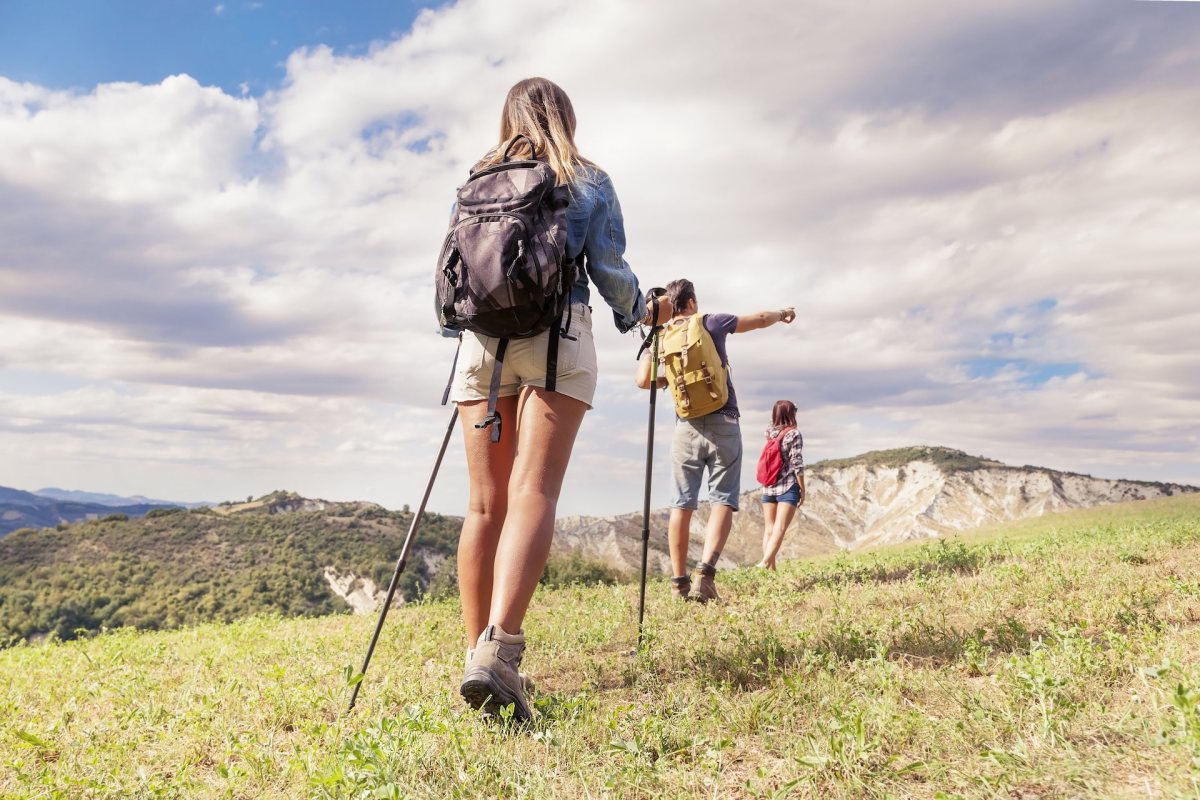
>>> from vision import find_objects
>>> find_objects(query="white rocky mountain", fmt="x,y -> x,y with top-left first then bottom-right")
552,446 -> 1196,573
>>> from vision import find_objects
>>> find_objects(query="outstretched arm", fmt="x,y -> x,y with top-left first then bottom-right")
735,306 -> 796,333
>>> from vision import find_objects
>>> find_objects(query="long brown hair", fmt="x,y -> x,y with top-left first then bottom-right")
771,400 -> 797,428
473,77 -> 595,186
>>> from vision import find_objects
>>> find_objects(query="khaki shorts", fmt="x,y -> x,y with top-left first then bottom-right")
448,303 -> 598,409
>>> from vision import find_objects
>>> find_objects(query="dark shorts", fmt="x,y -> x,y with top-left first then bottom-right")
762,482 -> 800,505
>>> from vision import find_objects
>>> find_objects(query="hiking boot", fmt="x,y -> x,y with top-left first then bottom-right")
671,576 -> 692,602
466,646 -> 534,695
460,625 -> 532,722
692,566 -> 721,604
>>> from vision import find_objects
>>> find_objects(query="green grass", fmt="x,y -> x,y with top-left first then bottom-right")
3,495 -> 1200,798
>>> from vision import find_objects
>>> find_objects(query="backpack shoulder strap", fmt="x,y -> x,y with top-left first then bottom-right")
694,313 -> 729,367
544,305 -> 566,394
778,427 -> 799,460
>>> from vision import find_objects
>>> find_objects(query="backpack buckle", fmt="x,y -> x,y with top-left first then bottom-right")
475,412 -> 503,444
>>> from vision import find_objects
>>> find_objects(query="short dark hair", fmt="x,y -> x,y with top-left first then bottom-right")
665,279 -> 696,315
771,400 -> 797,428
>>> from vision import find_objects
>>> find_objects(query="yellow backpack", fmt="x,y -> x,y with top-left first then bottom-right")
658,314 -> 729,419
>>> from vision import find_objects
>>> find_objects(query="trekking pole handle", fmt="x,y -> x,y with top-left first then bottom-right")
636,289 -> 669,360
646,288 -> 667,325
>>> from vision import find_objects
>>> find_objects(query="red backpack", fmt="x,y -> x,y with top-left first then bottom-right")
756,427 -> 795,486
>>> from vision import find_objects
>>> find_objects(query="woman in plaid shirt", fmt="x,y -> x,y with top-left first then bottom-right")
759,400 -> 805,570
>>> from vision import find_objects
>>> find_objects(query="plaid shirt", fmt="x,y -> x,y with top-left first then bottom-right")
761,426 -> 804,496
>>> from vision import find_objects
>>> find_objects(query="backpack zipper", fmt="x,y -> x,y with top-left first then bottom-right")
451,211 -> 528,235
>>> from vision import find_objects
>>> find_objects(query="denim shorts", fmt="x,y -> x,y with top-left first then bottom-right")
762,482 -> 801,505
670,414 -> 742,511
447,303 -> 597,409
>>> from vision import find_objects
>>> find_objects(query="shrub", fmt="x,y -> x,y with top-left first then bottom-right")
540,552 -> 629,588
146,507 -> 186,519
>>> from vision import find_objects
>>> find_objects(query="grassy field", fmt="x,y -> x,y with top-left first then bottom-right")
3,495 -> 1200,799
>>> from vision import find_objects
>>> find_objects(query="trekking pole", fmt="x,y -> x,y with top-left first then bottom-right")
637,291 -> 666,650
347,406 -> 459,712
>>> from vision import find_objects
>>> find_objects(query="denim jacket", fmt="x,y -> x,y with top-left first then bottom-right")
564,166 -> 646,333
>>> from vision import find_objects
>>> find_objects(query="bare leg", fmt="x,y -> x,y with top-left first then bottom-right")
762,502 -> 797,569
489,387 -> 587,634
668,507 -> 693,577
760,502 -> 777,566
456,396 -> 519,645
701,504 -> 734,565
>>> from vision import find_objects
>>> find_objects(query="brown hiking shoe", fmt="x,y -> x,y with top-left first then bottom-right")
692,567 -> 721,604
671,576 -> 692,602
460,625 -> 532,722
466,646 -> 534,695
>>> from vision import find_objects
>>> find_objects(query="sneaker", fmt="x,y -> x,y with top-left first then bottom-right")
692,567 -> 721,604
460,625 -> 532,722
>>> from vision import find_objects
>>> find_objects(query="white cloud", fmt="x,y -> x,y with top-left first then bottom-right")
1,0 -> 1199,514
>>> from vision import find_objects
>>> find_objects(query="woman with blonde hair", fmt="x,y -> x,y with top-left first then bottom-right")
446,77 -> 667,721
758,400 -> 805,570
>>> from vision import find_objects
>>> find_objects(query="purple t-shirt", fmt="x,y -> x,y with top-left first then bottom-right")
704,313 -> 739,418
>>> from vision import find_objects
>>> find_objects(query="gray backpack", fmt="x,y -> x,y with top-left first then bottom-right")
435,135 -> 578,442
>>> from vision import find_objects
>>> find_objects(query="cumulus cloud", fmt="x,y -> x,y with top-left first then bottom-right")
1,0 -> 1198,513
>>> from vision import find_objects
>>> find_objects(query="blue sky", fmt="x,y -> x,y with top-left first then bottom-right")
1,0 -> 1198,512
0,1 -> 445,95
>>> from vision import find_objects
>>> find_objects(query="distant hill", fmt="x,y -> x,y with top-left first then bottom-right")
34,487 -> 212,509
0,484 -> 174,537
553,446 -> 1198,570
0,486 -> 44,505
209,489 -> 380,517
0,491 -> 463,644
